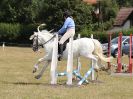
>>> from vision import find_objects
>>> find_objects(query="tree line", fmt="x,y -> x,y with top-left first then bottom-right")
0,0 -> 133,43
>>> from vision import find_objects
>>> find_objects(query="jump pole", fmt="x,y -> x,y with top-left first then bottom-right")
117,32 -> 122,73
77,34 -> 81,73
128,34 -> 132,73
78,67 -> 94,85
57,70 -> 89,84
2,42 -> 5,51
91,34 -> 95,80
66,37 -> 73,85
111,33 -> 133,76
50,34 -> 58,84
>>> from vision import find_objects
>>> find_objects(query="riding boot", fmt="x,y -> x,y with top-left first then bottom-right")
58,44 -> 64,61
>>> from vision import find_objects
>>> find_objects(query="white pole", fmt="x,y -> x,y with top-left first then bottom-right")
78,68 -> 93,85
91,34 -> 95,80
50,34 -> 58,84
2,42 -> 5,51
66,37 -> 73,85
91,34 -> 93,39
91,60 -> 95,80
77,34 -> 81,72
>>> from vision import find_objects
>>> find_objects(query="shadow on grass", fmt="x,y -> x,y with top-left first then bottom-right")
0,79 -> 104,88
1,80 -> 48,86
0,80 -> 87,88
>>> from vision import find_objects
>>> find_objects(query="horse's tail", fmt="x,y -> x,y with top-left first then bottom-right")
92,39 -> 113,62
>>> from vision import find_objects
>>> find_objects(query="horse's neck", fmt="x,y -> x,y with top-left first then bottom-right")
42,34 -> 53,41
40,33 -> 54,51
40,30 -> 53,40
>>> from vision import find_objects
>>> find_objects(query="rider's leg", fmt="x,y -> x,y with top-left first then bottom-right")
58,29 -> 75,61
59,29 -> 75,44
58,44 -> 64,61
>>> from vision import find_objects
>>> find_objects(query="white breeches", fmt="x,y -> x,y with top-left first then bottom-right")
59,28 -> 75,44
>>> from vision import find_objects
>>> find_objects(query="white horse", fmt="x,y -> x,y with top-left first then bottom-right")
30,25 -> 112,79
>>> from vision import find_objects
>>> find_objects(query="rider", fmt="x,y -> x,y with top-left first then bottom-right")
58,10 -> 75,61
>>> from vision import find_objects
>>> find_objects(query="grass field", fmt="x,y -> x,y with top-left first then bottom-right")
0,46 -> 133,99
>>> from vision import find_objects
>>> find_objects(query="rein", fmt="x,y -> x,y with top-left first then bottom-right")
38,34 -> 56,46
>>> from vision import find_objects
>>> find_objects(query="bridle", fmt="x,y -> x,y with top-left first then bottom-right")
33,34 -> 56,51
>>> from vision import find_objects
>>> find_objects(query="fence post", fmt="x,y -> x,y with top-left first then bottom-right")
2,42 -> 5,51
91,34 -> 95,80
66,37 -> 73,85
50,34 -> 58,84
117,32 -> 122,73
77,34 -> 81,72
128,34 -> 132,73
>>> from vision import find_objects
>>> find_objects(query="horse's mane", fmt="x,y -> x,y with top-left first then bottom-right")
39,30 -> 53,37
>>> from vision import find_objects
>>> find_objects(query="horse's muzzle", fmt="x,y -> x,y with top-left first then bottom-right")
32,46 -> 38,52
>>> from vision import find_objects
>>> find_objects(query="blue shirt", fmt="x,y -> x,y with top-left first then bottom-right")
58,17 -> 75,36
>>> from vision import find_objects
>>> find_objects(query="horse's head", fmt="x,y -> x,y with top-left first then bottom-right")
30,32 -> 40,52
29,30 -> 54,52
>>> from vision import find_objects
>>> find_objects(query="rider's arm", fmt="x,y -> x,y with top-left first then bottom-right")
58,18 -> 70,35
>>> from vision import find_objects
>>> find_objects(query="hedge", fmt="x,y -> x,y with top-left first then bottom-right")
0,23 -> 38,44
79,26 -> 133,43
0,23 -> 133,45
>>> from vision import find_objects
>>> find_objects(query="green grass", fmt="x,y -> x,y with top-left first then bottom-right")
0,47 -> 133,99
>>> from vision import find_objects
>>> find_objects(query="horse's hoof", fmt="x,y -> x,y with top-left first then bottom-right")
94,68 -> 99,72
33,68 -> 37,73
35,75 -> 41,79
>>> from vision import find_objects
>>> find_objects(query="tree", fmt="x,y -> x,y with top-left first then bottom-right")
0,0 -> 36,23
116,0 -> 133,8
35,0 -> 93,32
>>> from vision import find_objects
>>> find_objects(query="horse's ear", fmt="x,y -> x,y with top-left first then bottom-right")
29,32 -> 38,40
29,34 -> 34,40
34,31 -> 38,35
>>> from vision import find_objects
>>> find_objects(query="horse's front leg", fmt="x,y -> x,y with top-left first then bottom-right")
33,54 -> 49,73
35,60 -> 51,79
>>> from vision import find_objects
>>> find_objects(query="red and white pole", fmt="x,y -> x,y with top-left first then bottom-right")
128,34 -> 132,73
117,32 -> 122,73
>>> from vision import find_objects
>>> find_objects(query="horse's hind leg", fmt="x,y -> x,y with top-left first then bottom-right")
84,54 -> 99,70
